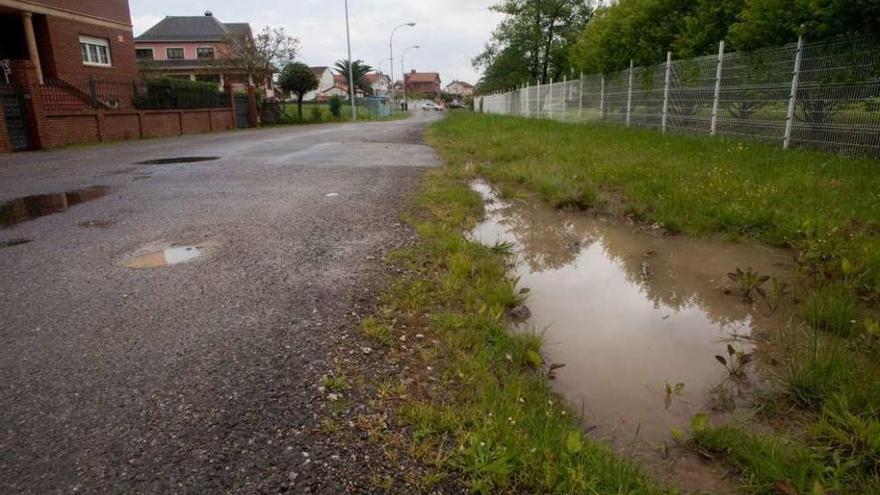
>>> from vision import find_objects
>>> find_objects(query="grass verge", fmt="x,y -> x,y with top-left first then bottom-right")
425,111 -> 880,494
364,164 -> 664,493
275,102 -> 408,125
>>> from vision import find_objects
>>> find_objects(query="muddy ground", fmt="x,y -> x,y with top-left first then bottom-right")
0,112 -> 447,493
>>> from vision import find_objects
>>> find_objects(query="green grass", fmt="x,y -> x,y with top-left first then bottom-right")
426,112 -> 880,494
276,102 -> 407,125
368,167 -> 665,493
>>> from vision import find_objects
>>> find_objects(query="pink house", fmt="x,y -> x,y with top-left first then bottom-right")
134,11 -> 274,95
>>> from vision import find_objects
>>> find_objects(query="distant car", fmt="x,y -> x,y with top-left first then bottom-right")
449,100 -> 463,109
421,102 -> 437,111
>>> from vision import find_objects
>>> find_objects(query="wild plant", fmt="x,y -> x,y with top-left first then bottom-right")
756,276 -> 790,313
727,267 -> 769,302
715,343 -> 753,377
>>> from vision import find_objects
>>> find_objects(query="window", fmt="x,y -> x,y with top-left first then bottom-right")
135,48 -> 153,60
79,36 -> 111,66
196,47 -> 215,59
166,48 -> 185,60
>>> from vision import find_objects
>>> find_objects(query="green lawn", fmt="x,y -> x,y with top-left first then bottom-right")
277,102 -> 406,124
425,112 -> 880,494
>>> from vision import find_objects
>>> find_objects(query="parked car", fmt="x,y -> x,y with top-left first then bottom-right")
422,102 -> 437,111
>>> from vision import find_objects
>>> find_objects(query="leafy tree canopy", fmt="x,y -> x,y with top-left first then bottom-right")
278,62 -> 319,120
333,59 -> 373,95
474,0 -> 593,92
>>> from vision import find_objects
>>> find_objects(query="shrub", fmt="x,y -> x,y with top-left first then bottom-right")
309,106 -> 322,122
135,77 -> 225,110
329,95 -> 343,119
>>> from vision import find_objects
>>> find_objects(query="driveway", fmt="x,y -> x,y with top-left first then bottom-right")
0,111 -> 442,493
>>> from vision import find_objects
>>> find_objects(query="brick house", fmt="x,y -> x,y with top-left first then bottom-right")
365,72 -> 391,96
0,1 -> 239,154
134,12 -> 275,96
403,70 -> 441,97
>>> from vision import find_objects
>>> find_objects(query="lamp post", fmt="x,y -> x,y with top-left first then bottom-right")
389,22 -> 415,104
401,45 -> 419,111
344,0 -> 357,120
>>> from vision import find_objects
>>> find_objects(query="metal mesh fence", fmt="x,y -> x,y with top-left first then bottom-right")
476,35 -> 880,158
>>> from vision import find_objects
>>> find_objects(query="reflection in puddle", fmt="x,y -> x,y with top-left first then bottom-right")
1,186 -> 109,228
470,180 -> 792,492
123,245 -> 205,268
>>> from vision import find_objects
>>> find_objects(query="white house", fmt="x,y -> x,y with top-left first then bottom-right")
366,72 -> 391,96
304,66 -> 335,101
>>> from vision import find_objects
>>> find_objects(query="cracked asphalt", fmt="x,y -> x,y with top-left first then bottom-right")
0,111 -> 443,493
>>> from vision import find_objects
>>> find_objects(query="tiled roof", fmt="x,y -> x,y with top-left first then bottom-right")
135,15 -> 252,42
406,72 -> 440,83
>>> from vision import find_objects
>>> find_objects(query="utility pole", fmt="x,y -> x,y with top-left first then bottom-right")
344,0 -> 357,120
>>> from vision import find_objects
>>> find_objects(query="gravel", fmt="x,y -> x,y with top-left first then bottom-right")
0,112 -> 445,493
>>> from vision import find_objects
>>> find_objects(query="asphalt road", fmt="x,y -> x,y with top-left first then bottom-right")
0,111 -> 443,493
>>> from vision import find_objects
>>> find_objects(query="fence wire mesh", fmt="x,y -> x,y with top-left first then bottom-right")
476,35 -> 880,157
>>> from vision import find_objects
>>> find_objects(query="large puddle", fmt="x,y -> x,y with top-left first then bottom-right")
470,180 -> 794,492
1,186 -> 108,228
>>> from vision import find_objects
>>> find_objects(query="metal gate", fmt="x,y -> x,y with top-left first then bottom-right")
234,95 -> 249,129
1,85 -> 30,151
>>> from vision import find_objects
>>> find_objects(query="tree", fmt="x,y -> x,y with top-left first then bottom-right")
224,26 -> 300,86
333,59 -> 373,96
278,62 -> 318,120
474,0 -> 592,91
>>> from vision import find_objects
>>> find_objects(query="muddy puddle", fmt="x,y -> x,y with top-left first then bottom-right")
1,186 -> 108,228
470,180 -> 794,493
121,244 -> 208,269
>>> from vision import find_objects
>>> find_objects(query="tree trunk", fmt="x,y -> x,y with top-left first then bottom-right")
297,95 -> 304,121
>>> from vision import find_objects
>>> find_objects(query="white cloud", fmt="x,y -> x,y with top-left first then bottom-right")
129,0 -> 502,85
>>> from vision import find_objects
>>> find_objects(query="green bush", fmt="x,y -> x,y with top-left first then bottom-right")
329,95 -> 343,119
309,106 -> 322,122
135,77 -> 225,110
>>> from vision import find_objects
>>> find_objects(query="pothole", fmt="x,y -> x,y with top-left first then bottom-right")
120,242 -> 213,269
1,186 -> 109,228
136,156 -> 220,165
1,238 -> 32,248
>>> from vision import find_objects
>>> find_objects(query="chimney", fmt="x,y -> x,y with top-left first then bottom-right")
204,10 -> 213,16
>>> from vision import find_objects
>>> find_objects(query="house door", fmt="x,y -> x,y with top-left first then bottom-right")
234,95 -> 249,129
0,85 -> 30,151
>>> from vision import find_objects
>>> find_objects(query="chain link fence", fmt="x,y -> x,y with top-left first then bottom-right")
477,35 -> 880,157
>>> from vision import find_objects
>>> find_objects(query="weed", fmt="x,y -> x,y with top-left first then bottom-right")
320,372 -> 350,393
664,382 -> 685,409
805,284 -> 859,337
715,343 -> 753,377
756,276 -> 790,313
727,267 -> 770,302
360,316 -> 392,345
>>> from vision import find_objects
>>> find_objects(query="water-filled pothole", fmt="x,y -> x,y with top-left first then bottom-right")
1,238 -> 32,248
1,186 -> 109,228
470,180 -> 794,493
121,243 -> 209,269
136,156 -> 220,165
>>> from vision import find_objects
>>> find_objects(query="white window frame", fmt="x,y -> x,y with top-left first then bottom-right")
165,47 -> 186,60
79,36 -> 112,67
135,47 -> 154,61
196,46 -> 215,60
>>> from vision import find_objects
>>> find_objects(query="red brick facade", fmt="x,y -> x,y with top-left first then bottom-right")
37,16 -> 138,82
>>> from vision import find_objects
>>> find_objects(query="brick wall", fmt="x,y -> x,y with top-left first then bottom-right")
39,17 -> 138,82
35,0 -> 133,24
40,109 -> 234,148
0,109 -> 10,154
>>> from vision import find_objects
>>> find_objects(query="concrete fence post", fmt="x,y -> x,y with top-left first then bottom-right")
710,40 -> 725,136
626,60 -> 634,127
548,79 -> 554,120
783,36 -> 804,149
562,76 -> 567,122
599,74 -> 606,120
579,72 -> 584,121
661,51 -> 672,133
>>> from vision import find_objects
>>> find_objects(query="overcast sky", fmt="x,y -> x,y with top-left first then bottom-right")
129,0 -> 502,85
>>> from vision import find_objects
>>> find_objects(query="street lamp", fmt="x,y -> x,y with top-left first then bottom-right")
401,45 -> 419,111
389,22 -> 415,103
344,0 -> 357,120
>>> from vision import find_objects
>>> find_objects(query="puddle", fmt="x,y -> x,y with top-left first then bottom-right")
325,192 -> 339,197
1,186 -> 109,228
121,244 -> 207,268
136,156 -> 219,165
470,180 -> 793,492
1,238 -> 32,248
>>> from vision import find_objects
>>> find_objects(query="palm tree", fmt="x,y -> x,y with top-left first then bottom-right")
333,59 -> 373,96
